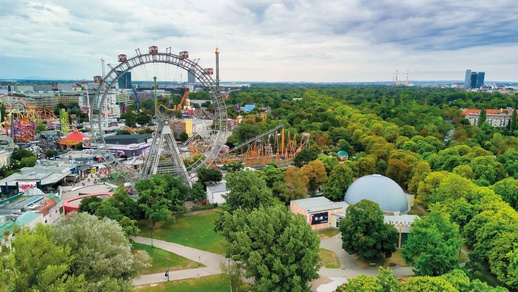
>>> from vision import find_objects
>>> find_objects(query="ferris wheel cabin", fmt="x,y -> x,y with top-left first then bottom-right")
118,54 -> 127,62
149,46 -> 159,54
93,76 -> 102,83
203,68 -> 214,75
179,51 -> 189,59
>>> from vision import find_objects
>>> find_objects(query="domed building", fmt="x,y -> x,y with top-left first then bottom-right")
344,174 -> 411,214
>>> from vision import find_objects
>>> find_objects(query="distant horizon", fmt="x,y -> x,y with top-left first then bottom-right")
2,78 -> 518,85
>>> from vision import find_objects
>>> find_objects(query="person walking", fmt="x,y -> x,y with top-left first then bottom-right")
164,268 -> 169,281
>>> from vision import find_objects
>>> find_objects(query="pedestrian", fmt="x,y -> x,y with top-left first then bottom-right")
165,268 -> 169,281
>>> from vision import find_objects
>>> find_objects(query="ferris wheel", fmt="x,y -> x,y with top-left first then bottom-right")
90,46 -> 227,185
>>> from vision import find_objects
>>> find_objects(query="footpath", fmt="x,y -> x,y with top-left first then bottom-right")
132,234 -> 414,290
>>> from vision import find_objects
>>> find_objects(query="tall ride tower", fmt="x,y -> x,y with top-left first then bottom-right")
215,47 -> 220,87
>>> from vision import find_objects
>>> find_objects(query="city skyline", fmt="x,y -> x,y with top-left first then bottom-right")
1,0 -> 518,83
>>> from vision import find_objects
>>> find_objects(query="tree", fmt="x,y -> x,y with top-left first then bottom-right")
45,149 -> 58,159
215,170 -> 274,232
259,165 -> 285,188
190,182 -> 207,205
510,109 -> 518,133
342,275 -> 381,292
53,212 -> 150,290
197,166 -> 223,186
478,108 -> 487,127
292,148 -> 319,167
222,161 -> 245,172
136,174 -> 190,238
340,200 -> 398,260
219,205 -> 320,292
221,170 -> 273,214
301,159 -> 328,193
284,166 -> 309,194
220,261 -> 244,292
0,224 -> 86,291
179,131 -> 189,142
323,164 -> 353,201
402,207 -> 462,276
490,178 -> 518,209
124,110 -> 137,128
35,123 -> 46,133
78,196 -> 102,214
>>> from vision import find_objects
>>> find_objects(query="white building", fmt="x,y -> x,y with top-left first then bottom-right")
206,180 -> 229,205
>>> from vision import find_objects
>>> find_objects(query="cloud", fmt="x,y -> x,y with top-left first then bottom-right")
1,0 -> 518,82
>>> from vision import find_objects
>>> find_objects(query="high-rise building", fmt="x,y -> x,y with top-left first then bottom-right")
465,70 -> 485,89
464,69 -> 471,89
187,70 -> 196,83
476,72 -> 485,88
117,71 -> 132,89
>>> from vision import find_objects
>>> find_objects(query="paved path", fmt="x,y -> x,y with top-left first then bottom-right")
132,237 -> 226,286
132,233 -> 414,289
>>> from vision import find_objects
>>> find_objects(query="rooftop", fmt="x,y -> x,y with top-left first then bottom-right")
292,197 -> 347,213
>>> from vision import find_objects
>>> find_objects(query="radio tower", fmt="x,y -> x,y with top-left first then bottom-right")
215,47 -> 220,87
395,69 -> 399,86
101,58 -> 106,78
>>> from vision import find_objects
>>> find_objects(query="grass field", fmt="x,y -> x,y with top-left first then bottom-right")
132,243 -> 203,274
138,209 -> 225,255
319,248 -> 340,268
317,228 -> 340,239
135,275 -> 249,292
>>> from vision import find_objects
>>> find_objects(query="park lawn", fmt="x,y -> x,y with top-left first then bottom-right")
139,208 -> 226,255
319,248 -> 340,268
317,228 -> 340,239
385,250 -> 407,267
135,275 -> 249,292
132,243 -> 203,274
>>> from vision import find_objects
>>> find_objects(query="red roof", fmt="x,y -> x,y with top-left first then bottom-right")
38,198 -> 57,216
60,128 -> 88,142
462,109 -> 513,116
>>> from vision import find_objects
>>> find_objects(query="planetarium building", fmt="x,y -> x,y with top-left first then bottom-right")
344,174 -> 411,214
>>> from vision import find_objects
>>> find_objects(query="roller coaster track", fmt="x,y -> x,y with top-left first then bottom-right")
229,120 -> 284,153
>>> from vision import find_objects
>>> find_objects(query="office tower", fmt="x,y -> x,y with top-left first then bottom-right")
476,72 -> 485,88
471,72 -> 478,89
117,71 -> 132,89
188,70 -> 196,83
464,69 -> 472,89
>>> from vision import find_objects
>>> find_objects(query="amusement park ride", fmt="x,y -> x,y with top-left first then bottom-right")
88,45 -> 310,185
0,94 -> 58,143
90,46 -> 228,185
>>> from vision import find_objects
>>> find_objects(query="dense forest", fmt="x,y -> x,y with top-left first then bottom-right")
226,84 -> 518,290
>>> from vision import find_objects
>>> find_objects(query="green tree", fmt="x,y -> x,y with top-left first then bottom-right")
259,166 -> 285,188
340,200 -> 398,260
136,174 -> 190,238
510,109 -> 518,133
292,148 -> 319,167
45,149 -> 58,159
377,266 -> 399,292
402,207 -> 462,276
179,131 -> 189,142
220,205 -> 320,292
400,276 -> 457,292
343,275 -> 381,291
197,166 -> 223,186
323,164 -> 353,201
490,178 -> 518,209
222,161 -> 245,172
35,123 -> 46,133
0,224 -> 86,291
78,196 -> 103,214
190,182 -> 207,205
53,213 -> 150,290
478,108 -> 487,127
124,110 -> 137,128
215,170 -> 274,231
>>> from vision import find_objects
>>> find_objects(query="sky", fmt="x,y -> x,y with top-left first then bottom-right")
1,0 -> 517,83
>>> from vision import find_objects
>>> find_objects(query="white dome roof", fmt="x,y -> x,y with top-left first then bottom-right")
344,174 -> 410,213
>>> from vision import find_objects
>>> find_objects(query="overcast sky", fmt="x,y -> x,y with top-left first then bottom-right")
1,0 -> 517,83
